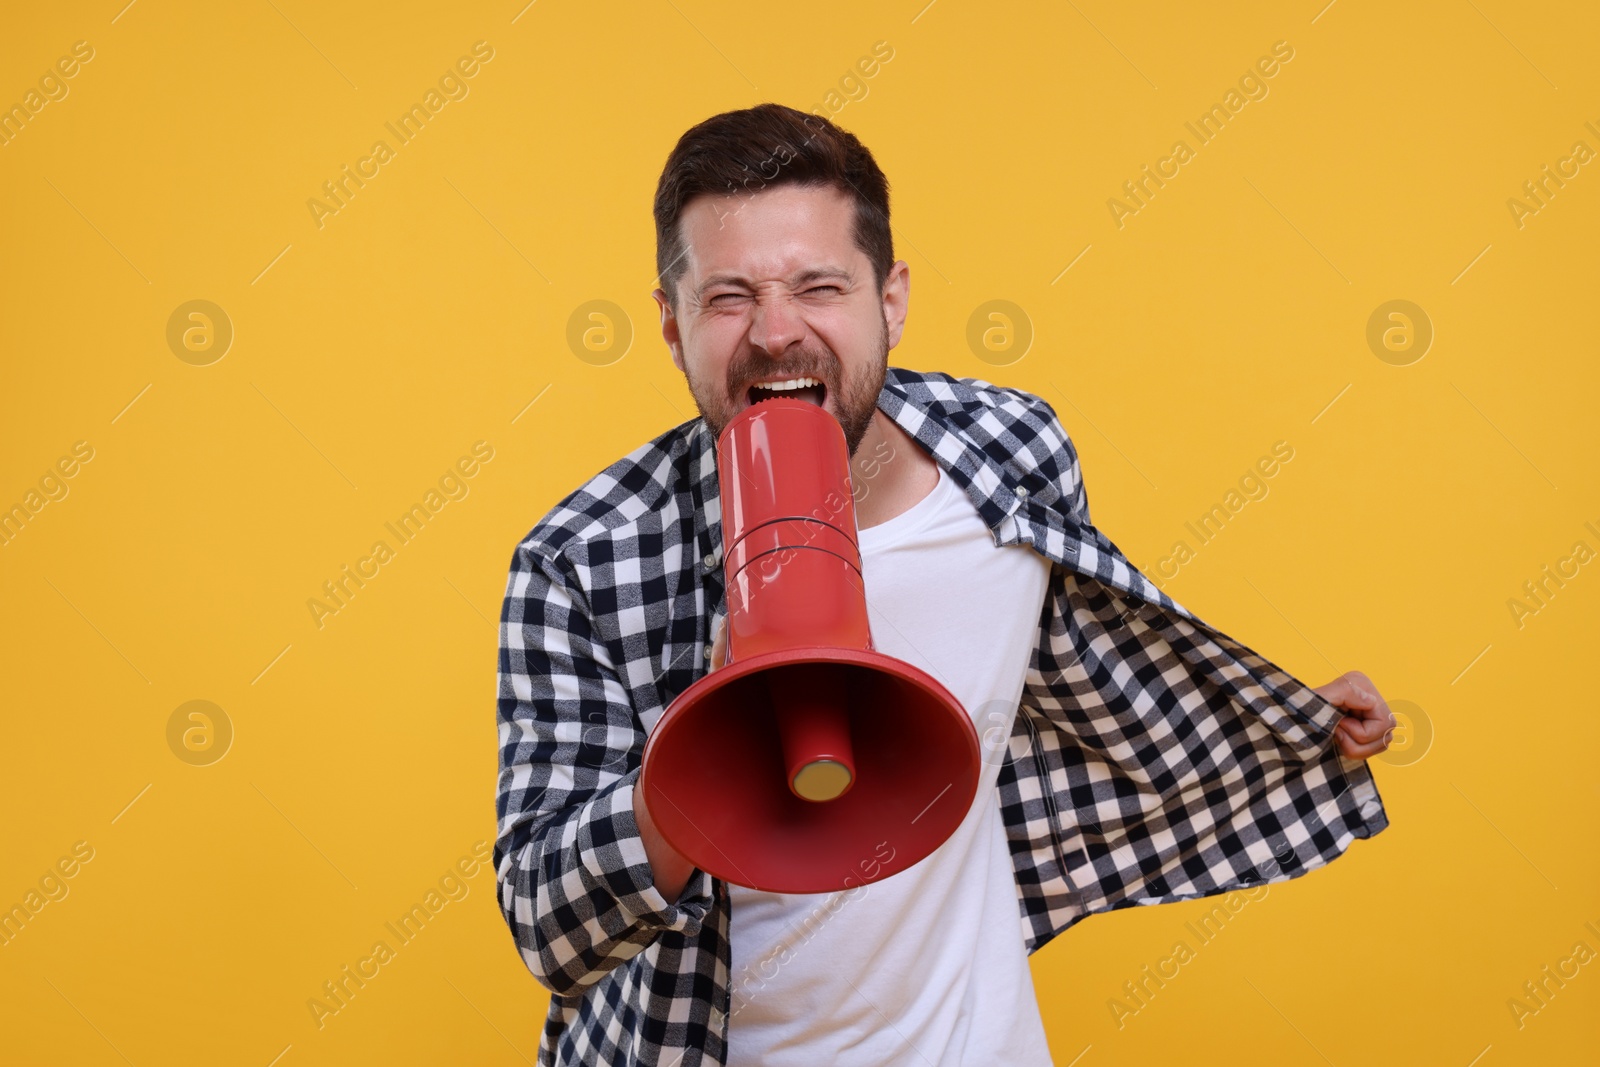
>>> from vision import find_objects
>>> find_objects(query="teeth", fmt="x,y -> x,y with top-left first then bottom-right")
750,377 -> 821,392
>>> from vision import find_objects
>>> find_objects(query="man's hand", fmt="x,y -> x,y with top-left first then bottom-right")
633,615 -> 729,903
634,785 -> 696,902
1314,670 -> 1397,761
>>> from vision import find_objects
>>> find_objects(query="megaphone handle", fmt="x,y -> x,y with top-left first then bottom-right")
768,665 -> 856,803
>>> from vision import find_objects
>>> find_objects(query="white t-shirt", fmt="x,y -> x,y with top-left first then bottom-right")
726,462 -> 1056,1066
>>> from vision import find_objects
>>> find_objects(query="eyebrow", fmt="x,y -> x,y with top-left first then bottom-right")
695,267 -> 853,300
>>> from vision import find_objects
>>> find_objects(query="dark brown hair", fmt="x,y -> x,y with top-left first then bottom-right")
653,103 -> 893,308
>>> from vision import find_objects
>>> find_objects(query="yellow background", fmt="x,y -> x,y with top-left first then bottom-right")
2,1 -> 1597,1063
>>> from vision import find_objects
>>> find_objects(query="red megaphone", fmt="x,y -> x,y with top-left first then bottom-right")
639,396 -> 980,894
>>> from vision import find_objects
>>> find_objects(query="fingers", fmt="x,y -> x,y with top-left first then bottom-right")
1344,703 -> 1389,745
1335,721 -> 1391,760
1352,673 -> 1396,744
710,615 -> 728,671
1320,670 -> 1397,760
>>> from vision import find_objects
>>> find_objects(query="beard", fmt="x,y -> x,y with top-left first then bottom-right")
684,314 -> 889,458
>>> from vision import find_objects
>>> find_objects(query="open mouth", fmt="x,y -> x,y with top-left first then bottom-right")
746,376 -> 826,409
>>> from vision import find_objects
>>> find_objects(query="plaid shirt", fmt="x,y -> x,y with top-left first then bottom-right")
495,365 -> 1389,1067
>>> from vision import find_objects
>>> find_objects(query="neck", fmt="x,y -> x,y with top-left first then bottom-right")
850,409 -> 939,530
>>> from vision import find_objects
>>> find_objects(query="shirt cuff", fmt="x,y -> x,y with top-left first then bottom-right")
577,776 -> 714,932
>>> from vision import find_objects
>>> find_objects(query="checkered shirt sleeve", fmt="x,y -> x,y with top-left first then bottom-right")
493,541 -> 715,997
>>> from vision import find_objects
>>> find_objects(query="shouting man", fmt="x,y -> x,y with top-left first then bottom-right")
494,102 -> 1394,1067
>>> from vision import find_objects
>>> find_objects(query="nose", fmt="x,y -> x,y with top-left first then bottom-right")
748,290 -> 806,357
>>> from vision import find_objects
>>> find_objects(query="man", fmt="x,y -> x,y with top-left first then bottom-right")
495,102 -> 1394,1067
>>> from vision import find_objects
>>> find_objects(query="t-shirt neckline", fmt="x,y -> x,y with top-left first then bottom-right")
855,463 -> 953,552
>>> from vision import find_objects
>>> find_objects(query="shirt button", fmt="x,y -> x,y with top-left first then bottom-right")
703,553 -> 717,568
703,646 -> 714,660
1015,485 -> 1029,498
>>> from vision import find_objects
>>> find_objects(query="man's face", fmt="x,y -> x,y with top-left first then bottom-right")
652,183 -> 909,456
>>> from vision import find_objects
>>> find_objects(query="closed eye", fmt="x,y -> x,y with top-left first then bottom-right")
707,285 -> 841,307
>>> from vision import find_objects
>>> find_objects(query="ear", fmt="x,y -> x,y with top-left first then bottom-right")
881,260 -> 910,350
653,287 -> 685,372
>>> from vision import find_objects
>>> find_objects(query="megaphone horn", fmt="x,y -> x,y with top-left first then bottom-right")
639,396 -> 980,894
